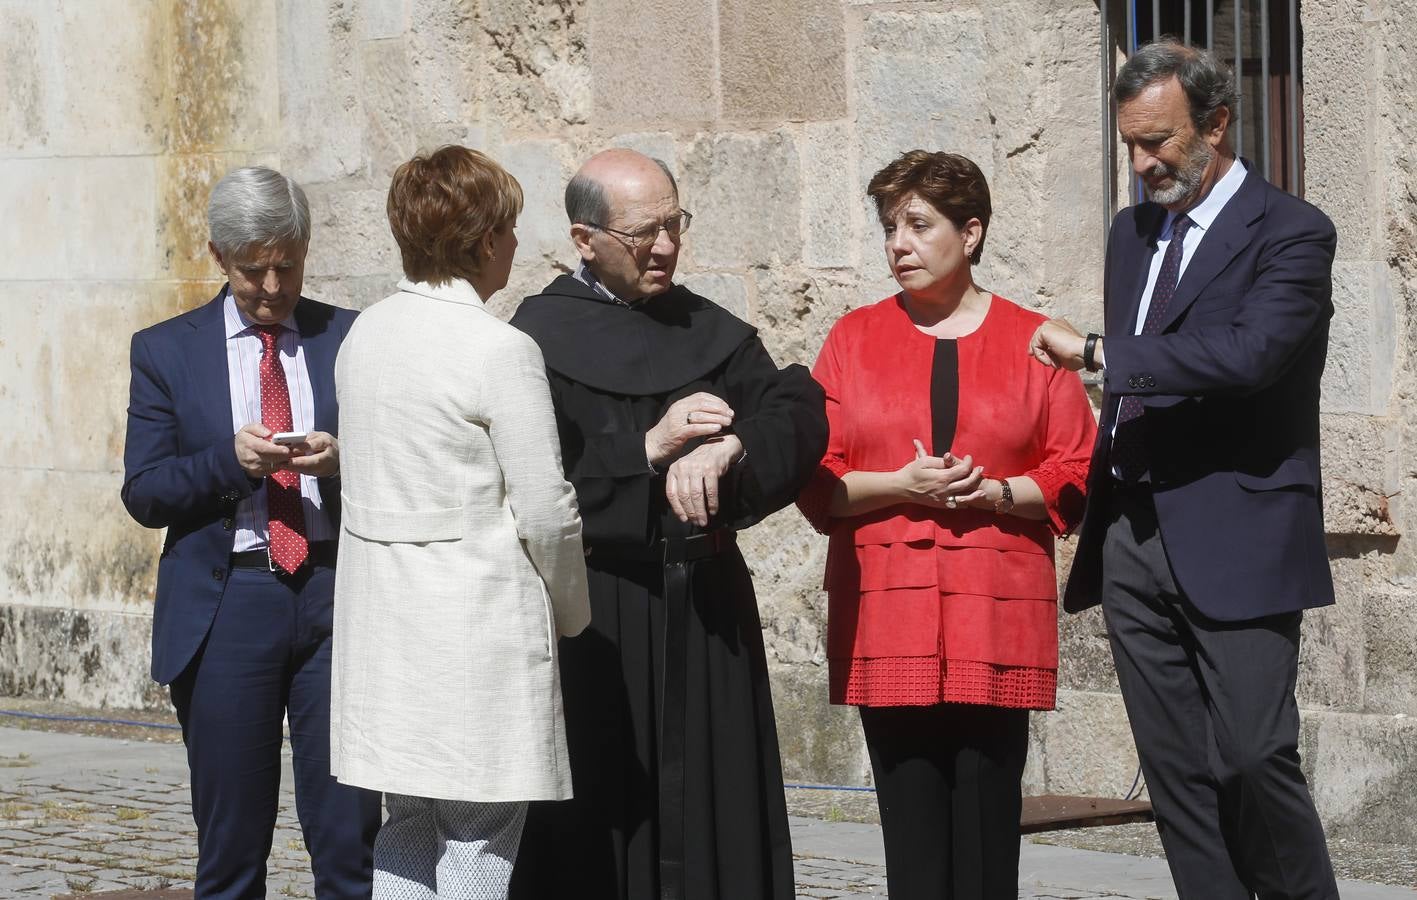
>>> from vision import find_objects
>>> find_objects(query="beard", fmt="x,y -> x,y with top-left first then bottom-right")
1143,135 -> 1214,207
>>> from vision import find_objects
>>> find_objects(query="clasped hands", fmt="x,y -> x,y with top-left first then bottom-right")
234,424 -> 340,480
645,392 -> 743,527
898,439 -> 989,510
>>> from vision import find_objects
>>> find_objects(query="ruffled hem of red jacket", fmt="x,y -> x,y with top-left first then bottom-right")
830,655 -> 1056,710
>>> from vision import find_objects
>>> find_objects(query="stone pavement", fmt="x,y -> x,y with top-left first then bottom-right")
0,725 -> 1412,899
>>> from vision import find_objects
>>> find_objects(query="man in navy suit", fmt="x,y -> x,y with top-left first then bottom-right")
1030,42 -> 1338,898
122,167 -> 380,898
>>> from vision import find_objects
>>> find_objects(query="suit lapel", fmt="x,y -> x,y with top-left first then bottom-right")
1155,168 -> 1266,333
1108,204 -> 1165,337
186,291 -> 236,446
295,298 -> 339,435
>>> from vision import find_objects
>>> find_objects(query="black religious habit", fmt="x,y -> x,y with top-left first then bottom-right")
507,275 -> 827,900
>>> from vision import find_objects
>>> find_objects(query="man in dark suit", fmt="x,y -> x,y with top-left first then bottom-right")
1030,41 -> 1339,899
122,166 -> 380,898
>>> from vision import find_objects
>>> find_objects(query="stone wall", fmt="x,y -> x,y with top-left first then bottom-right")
1,0 -> 1413,842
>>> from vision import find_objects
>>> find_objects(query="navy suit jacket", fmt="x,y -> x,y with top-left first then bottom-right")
1064,165 -> 1337,622
122,290 -> 357,684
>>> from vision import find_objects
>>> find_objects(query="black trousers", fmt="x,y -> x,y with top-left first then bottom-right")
170,564 -> 382,900
859,703 -> 1029,900
1100,484 -> 1337,900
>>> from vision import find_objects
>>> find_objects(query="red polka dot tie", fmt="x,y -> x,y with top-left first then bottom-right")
1111,214 -> 1193,483
256,325 -> 308,574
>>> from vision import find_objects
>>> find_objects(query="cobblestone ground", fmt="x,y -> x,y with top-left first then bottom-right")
2,723 -> 1412,899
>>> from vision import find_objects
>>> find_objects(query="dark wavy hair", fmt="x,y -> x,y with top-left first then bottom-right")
866,150 -> 992,265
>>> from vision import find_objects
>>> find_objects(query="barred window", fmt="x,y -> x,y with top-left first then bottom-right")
1100,0 -> 1304,226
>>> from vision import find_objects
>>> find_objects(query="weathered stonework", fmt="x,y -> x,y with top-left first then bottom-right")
2,0 -> 1415,845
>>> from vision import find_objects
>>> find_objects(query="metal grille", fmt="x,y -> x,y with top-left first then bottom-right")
1099,0 -> 1304,230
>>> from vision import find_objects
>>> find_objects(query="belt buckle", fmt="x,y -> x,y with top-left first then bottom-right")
266,546 -> 278,573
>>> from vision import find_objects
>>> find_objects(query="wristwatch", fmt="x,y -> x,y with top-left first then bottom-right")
993,478 -> 1015,515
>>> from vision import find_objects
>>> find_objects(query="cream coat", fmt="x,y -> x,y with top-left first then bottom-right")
330,278 -> 591,803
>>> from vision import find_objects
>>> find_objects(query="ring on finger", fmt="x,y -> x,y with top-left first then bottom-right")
945,496 -> 958,509
686,412 -> 693,425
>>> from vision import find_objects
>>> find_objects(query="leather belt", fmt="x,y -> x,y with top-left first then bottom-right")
590,530 -> 736,900
229,541 -> 337,570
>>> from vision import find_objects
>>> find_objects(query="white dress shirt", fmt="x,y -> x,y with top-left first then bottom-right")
223,291 -> 334,550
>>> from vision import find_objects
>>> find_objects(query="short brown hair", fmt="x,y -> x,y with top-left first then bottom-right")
387,146 -> 524,285
866,151 -> 992,265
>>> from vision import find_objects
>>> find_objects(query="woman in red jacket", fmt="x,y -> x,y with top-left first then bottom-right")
798,150 -> 1096,899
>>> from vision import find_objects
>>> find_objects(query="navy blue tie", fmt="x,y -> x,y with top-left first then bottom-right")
1111,214 -> 1193,483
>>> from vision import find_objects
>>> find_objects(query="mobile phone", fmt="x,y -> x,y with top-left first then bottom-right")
271,431 -> 309,446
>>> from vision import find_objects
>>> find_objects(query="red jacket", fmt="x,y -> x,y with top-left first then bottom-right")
798,295 -> 1096,708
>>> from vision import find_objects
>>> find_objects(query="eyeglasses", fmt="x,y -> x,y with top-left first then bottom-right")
586,210 -> 693,248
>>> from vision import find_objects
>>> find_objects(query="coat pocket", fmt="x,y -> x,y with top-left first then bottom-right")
341,497 -> 463,543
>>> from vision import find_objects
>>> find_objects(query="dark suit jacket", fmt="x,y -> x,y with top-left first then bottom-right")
1064,165 -> 1337,622
122,289 -> 356,684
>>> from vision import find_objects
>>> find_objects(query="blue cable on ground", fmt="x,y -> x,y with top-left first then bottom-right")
0,708 -> 182,731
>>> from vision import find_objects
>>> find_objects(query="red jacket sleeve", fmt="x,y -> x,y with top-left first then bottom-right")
1019,366 -> 1097,535
796,322 -> 851,535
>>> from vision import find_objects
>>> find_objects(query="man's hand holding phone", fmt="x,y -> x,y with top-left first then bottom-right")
235,426 -> 340,479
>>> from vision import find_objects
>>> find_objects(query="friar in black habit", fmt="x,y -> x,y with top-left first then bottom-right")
508,149 -> 827,900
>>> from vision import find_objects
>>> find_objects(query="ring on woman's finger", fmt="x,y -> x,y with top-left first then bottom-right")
686,412 -> 693,425
945,497 -> 958,509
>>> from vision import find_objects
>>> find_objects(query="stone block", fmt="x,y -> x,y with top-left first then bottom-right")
0,157 -> 157,282
0,469 -> 161,616
680,272 -> 750,321
1361,587 -> 1417,716
609,132 -> 678,176
589,0 -> 716,127
740,507 -> 829,665
853,9 -> 993,186
163,0 -> 280,155
304,274 -> 400,314
1309,708 -> 1417,843
0,3 -> 52,153
681,131 -> 802,270
303,185 -> 401,280
278,1 -> 365,182
1031,689 -> 1141,798
0,282 -> 189,475
1055,601 -> 1118,695
360,38 -> 419,177
1319,412 -> 1400,536
361,0 -> 409,39
1300,14 -> 1382,260
1295,558 -> 1364,710
30,1 -> 169,156
979,1 -> 1105,310
751,269 -> 861,368
1322,261 -> 1396,417
769,662 -> 872,787
500,139 -> 575,264
801,121 -> 857,270
0,604 -> 165,711
480,0 -> 589,127
408,0 -> 482,125
719,0 -> 846,123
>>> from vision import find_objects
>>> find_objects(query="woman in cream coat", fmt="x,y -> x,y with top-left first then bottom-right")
331,146 -> 590,900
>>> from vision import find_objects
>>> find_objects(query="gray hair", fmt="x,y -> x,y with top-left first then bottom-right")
565,157 -> 678,224
1114,40 -> 1238,132
207,166 -> 311,258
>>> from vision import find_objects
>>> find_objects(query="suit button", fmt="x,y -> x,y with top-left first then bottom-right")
211,568 -> 225,581
222,518 -> 234,530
